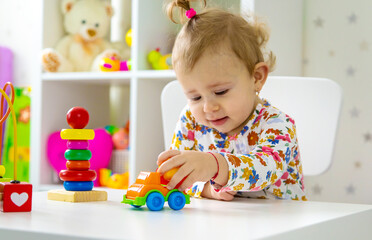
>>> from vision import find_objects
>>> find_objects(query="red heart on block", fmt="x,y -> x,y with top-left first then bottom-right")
47,128 -> 113,186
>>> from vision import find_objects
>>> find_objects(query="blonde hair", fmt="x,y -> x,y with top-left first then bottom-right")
167,0 -> 276,75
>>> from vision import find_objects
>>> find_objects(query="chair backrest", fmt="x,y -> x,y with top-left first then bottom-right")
161,77 -> 343,176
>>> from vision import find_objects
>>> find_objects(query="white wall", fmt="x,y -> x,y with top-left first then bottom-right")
0,0 -> 42,87
302,0 -> 372,204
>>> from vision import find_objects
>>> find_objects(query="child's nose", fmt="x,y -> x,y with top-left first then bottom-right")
203,99 -> 219,113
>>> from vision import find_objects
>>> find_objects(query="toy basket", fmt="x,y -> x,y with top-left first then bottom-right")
109,149 -> 129,174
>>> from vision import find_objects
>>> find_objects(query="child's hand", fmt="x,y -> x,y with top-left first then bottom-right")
157,149 -> 218,191
201,181 -> 236,201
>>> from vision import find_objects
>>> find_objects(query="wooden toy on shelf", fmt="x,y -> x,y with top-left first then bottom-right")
0,82 -> 33,212
47,107 -> 107,202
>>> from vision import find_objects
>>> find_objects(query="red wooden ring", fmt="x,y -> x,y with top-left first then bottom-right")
59,170 -> 96,182
66,160 -> 90,170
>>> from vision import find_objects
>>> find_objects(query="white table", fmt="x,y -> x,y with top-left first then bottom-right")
0,188 -> 372,240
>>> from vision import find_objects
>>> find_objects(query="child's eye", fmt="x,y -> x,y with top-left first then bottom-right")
215,89 -> 229,95
191,96 -> 201,101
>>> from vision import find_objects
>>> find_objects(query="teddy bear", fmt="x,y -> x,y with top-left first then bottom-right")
41,0 -> 130,72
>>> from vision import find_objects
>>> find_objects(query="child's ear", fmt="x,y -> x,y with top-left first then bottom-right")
61,0 -> 77,15
253,62 -> 269,92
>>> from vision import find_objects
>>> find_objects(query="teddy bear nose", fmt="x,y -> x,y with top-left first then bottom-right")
87,29 -> 96,37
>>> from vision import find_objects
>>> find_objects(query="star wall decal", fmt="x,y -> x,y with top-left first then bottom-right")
346,184 -> 355,194
314,17 -> 324,27
350,107 -> 360,118
360,41 -> 369,51
364,132 -> 372,142
354,161 -> 362,169
346,66 -> 355,76
329,50 -> 335,57
348,13 -> 357,24
312,184 -> 322,195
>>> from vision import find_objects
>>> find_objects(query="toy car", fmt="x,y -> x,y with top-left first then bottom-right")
122,171 -> 190,211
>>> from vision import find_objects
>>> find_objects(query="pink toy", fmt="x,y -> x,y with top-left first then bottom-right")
112,128 -> 129,150
47,128 -> 113,186
0,46 -> 13,157
67,140 -> 89,150
0,46 -> 13,89
99,57 -> 131,72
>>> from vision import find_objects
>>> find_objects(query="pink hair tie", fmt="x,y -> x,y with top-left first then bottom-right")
186,8 -> 196,19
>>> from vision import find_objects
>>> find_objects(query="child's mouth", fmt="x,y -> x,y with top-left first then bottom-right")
210,116 -> 228,126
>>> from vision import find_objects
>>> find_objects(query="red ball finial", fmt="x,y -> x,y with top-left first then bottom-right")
66,107 -> 89,129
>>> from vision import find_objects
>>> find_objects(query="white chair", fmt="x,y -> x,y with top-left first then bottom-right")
161,77 -> 343,176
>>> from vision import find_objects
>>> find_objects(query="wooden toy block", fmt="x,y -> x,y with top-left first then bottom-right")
0,182 -> 33,212
47,189 -> 107,202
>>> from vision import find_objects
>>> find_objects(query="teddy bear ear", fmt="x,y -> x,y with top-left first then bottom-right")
104,1 -> 115,18
61,0 -> 77,14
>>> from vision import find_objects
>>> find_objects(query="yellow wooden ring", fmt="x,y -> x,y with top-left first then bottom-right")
60,129 -> 95,140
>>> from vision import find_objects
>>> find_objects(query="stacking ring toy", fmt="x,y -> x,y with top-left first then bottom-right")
64,149 -> 92,161
59,170 -> 96,181
63,181 -> 94,191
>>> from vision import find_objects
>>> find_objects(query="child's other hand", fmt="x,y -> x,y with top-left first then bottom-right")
157,149 -> 218,191
201,182 -> 236,201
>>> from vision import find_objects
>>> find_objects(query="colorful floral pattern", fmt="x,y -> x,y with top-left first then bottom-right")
170,99 -> 307,201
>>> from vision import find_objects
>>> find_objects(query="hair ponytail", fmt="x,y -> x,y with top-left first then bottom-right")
167,1 -> 276,73
166,0 -> 206,24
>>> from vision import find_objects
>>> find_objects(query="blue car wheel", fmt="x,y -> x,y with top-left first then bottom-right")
168,191 -> 186,210
146,192 -> 165,211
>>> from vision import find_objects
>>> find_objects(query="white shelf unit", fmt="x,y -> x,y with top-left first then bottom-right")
30,0 -> 303,190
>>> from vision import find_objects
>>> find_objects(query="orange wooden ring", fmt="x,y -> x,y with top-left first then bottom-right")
66,160 -> 90,170
59,170 -> 96,182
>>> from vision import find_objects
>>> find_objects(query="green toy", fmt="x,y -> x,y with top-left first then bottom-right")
2,87 -> 31,182
147,48 -> 172,70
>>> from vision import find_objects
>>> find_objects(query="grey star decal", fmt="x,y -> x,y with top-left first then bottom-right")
329,50 -> 335,57
346,184 -> 355,194
346,66 -> 355,76
312,184 -> 322,195
348,13 -> 357,24
364,132 -> 372,142
350,107 -> 360,118
314,17 -> 324,27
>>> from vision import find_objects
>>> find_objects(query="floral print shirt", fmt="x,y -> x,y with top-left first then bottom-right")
170,99 -> 307,201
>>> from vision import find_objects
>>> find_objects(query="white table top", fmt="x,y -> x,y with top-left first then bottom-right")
1,188 -> 372,240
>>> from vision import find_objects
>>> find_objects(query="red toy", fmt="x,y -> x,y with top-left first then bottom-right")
0,82 -> 33,212
0,182 -> 32,212
66,107 -> 89,129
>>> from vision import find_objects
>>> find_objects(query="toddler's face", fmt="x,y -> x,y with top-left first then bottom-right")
177,48 -> 261,136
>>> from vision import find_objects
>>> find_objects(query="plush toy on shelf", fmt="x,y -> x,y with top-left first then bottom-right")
99,57 -> 131,72
147,48 -> 172,70
41,0 -> 130,72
